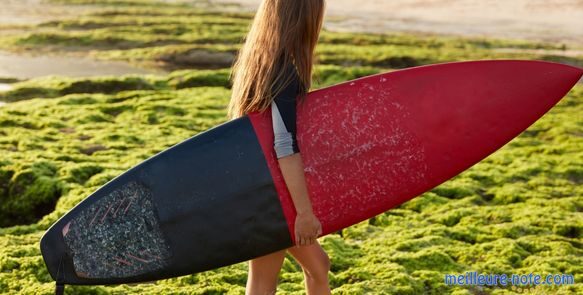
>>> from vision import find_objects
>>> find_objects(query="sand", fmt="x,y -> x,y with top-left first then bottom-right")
0,0 -> 98,25
212,0 -> 583,47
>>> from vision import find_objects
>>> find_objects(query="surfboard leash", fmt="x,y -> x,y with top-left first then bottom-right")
55,254 -> 65,295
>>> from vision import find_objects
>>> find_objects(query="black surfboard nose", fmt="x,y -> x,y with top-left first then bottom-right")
40,117 -> 294,287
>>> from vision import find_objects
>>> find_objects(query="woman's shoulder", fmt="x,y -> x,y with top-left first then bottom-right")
272,60 -> 301,94
275,58 -> 299,82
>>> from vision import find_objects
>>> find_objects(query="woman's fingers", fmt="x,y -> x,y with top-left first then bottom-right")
294,212 -> 323,246
296,225 -> 321,246
296,234 -> 317,246
301,233 -> 317,245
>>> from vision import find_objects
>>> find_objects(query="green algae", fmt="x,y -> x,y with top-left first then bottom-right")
0,66 -> 381,103
0,162 -> 65,227
0,0 -> 582,294
0,75 -> 165,102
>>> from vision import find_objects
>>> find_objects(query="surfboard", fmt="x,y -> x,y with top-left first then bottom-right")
40,60 -> 582,291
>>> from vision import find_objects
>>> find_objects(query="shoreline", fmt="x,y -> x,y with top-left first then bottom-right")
212,0 -> 583,48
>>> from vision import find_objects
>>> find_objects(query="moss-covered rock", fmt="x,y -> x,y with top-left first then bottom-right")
168,68 -> 231,89
60,163 -> 104,184
0,162 -> 65,227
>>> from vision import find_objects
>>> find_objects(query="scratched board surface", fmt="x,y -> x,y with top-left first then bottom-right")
249,60 -> 583,241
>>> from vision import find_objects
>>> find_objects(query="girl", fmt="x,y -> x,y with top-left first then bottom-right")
228,0 -> 331,294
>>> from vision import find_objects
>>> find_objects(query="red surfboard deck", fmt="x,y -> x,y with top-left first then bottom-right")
249,60 -> 583,243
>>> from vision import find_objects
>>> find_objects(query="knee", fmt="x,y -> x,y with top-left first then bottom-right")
303,253 -> 331,282
246,268 -> 278,295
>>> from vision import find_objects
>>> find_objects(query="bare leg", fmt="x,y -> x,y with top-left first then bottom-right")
246,249 -> 287,295
287,240 -> 331,295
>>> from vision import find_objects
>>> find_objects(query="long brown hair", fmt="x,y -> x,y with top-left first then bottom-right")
228,0 -> 326,119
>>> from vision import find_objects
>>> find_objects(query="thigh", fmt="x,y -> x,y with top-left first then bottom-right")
286,241 -> 330,275
248,249 -> 287,278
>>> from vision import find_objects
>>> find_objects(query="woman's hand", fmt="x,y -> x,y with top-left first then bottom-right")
294,210 -> 322,247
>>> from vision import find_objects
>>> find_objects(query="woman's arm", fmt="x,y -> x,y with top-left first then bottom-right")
271,62 -> 321,246
277,154 -> 322,247
277,154 -> 312,215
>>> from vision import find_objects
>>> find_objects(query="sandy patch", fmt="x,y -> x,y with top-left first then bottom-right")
212,0 -> 583,47
0,0 -> 98,26
0,50 -> 162,79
